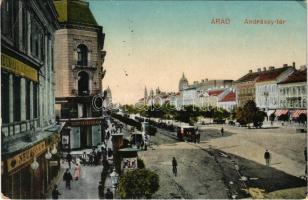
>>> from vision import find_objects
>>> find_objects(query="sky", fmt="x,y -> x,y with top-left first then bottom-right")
89,0 -> 306,105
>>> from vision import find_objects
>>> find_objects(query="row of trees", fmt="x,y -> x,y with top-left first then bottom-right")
122,104 -> 231,126
121,100 -> 269,128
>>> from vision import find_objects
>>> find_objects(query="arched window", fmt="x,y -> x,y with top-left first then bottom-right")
77,44 -> 88,66
78,71 -> 89,96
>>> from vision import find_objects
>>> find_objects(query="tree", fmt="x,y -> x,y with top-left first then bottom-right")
235,101 -> 266,128
253,111 -> 267,128
118,169 -> 159,199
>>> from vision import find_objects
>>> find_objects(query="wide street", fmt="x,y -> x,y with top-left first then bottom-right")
139,124 -> 307,199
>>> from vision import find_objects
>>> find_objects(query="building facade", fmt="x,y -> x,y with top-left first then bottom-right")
255,65 -> 295,114
217,90 -> 237,112
278,67 -> 307,119
53,0 -> 106,150
1,0 -> 61,198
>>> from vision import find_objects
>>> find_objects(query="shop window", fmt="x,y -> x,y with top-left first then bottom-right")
1,72 -> 10,124
26,80 -> 30,120
13,76 -> 21,122
77,44 -> 88,66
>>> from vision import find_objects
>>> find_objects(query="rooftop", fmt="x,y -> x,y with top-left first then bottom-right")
208,90 -> 224,96
219,91 -> 236,102
278,69 -> 307,84
54,0 -> 98,26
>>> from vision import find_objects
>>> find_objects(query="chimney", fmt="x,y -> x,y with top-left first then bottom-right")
283,64 -> 288,68
292,62 -> 296,68
269,66 -> 275,70
263,67 -> 266,71
249,70 -> 252,73
257,68 -> 261,72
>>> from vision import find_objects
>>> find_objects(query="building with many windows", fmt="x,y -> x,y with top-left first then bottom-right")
255,64 -> 295,116
1,0 -> 61,198
53,0 -> 106,150
277,66 -> 307,120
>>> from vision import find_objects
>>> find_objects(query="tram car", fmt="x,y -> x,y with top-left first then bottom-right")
176,125 -> 196,141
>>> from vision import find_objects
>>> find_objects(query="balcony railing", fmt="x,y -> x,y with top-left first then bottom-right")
2,118 -> 39,139
72,64 -> 97,70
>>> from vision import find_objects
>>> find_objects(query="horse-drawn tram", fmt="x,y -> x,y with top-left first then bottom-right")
176,125 -> 197,142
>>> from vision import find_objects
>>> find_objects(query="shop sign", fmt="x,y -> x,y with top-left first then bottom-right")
123,157 -> 138,169
70,119 -> 102,126
1,53 -> 38,82
49,161 -> 58,167
7,141 -> 46,173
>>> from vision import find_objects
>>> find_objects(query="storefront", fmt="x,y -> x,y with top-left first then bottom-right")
61,118 -> 103,150
1,134 -> 60,199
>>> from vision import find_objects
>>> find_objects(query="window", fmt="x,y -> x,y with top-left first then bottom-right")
26,80 -> 30,120
1,72 -> 10,123
33,83 -> 38,118
1,0 -> 13,39
77,44 -> 88,66
21,4 -> 28,51
78,71 -> 89,96
30,18 -> 43,59
13,76 -> 21,122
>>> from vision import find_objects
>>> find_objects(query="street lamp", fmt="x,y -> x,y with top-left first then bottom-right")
51,144 -> 57,155
31,157 -> 39,171
110,168 -> 119,195
45,147 -> 52,160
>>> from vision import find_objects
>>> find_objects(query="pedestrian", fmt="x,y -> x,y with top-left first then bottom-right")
52,185 -> 61,199
66,153 -> 73,169
98,181 -> 104,199
264,149 -> 271,167
82,151 -> 87,166
63,169 -> 73,189
105,188 -> 113,199
221,127 -> 224,136
74,163 -> 81,180
172,157 -> 178,176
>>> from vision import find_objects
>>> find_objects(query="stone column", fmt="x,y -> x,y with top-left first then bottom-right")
20,78 -> 26,121
30,81 -> 33,119
9,74 -> 14,123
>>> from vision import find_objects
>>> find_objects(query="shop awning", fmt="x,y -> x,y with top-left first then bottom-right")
266,110 -> 275,116
274,109 -> 289,117
291,110 -> 307,118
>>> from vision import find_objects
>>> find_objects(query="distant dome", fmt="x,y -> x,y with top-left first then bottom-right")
179,73 -> 189,91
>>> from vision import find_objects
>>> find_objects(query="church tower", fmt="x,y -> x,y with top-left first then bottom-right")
179,73 -> 189,91
144,86 -> 148,99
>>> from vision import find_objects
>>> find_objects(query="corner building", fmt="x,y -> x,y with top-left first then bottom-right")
53,0 -> 106,150
1,0 -> 61,198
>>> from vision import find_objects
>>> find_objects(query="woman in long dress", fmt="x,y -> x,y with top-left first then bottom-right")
74,163 -> 81,180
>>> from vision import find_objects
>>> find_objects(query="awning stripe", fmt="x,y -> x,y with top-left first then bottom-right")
274,110 -> 288,117
291,110 -> 307,118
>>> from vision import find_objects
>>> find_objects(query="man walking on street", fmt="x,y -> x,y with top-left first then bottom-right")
172,157 -> 178,177
63,169 -> 73,189
66,153 -> 73,169
105,188 -> 113,199
264,149 -> 271,167
221,127 -> 224,137
52,185 -> 61,199
98,181 -> 103,199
